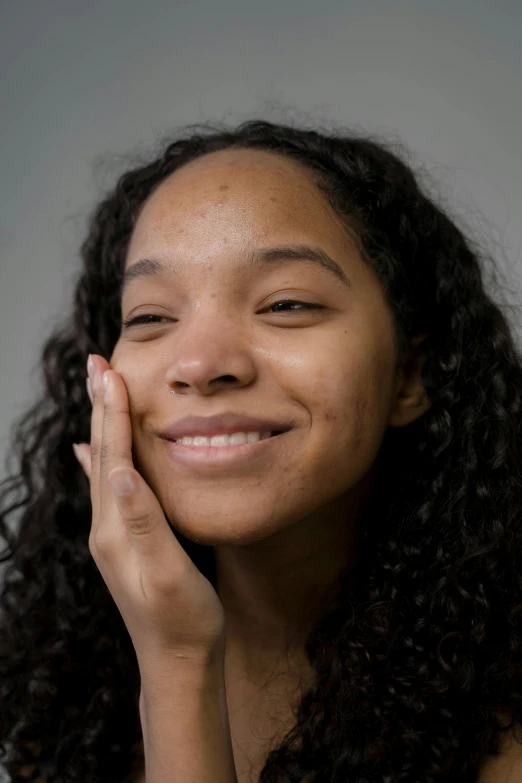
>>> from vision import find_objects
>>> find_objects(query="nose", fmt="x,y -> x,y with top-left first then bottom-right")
164,312 -> 257,396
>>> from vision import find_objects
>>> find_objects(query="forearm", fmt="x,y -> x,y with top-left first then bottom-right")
139,660 -> 238,783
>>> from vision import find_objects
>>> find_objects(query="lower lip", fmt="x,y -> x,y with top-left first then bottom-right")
162,432 -> 289,469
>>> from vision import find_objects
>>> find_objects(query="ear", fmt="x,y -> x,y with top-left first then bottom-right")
388,333 -> 432,429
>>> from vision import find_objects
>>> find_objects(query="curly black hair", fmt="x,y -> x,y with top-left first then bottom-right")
1,119 -> 522,782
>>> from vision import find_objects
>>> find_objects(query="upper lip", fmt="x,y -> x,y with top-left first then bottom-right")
157,412 -> 294,440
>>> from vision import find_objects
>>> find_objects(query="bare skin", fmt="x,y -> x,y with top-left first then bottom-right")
105,147 -> 432,780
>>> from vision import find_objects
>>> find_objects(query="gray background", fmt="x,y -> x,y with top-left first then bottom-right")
1,0 -> 522,482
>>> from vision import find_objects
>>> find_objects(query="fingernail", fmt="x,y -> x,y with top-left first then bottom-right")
108,469 -> 136,496
103,371 -> 112,403
86,378 -> 93,404
87,354 -> 95,381
72,443 -> 82,463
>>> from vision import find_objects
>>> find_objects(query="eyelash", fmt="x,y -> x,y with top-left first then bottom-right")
121,300 -> 326,327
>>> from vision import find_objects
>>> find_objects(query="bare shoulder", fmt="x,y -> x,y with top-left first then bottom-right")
477,723 -> 522,783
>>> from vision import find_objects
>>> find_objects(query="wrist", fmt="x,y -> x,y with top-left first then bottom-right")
137,657 -> 238,783
139,655 -> 225,707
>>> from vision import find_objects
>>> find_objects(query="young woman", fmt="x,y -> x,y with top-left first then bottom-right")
1,120 -> 522,782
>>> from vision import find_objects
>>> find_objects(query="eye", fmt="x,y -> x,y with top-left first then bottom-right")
121,300 -> 326,328
265,299 -> 326,314
121,314 -> 172,327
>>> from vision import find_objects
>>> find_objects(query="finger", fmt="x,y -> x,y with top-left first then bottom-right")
98,369 -> 135,538
88,354 -> 111,534
99,372 -> 196,580
72,442 -> 92,479
86,377 -> 93,405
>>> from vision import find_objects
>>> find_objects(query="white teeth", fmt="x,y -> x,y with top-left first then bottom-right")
175,431 -> 273,446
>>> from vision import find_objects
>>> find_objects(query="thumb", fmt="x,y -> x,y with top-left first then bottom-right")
107,467 -> 166,538
106,465 -> 199,593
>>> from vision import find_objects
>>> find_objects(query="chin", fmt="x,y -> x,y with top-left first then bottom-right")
159,500 -> 295,548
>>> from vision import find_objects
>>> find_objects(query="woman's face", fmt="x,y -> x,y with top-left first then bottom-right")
109,148 -> 402,546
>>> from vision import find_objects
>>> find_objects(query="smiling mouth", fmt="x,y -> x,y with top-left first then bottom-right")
163,430 -> 291,469
170,431 -> 285,446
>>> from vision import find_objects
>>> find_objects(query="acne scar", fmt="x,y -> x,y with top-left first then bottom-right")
324,412 -> 338,422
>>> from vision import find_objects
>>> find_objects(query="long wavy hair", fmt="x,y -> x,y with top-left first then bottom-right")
1,119 -> 522,782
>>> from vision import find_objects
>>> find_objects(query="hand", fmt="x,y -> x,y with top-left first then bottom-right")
72,354 -> 226,672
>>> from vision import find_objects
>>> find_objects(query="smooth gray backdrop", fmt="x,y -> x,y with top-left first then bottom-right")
1,0 -> 522,484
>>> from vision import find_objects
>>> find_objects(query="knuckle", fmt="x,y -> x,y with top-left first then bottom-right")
89,441 -> 101,459
91,530 -> 118,556
124,508 -> 158,535
99,439 -> 128,469
99,441 -> 111,470
112,402 -> 130,416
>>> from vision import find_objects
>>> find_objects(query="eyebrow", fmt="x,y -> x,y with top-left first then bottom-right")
121,244 -> 352,294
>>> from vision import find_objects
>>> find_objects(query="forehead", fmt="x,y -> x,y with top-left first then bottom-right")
150,147 -> 322,203
128,148 -> 349,256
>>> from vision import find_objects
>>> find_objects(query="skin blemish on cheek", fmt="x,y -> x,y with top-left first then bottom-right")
324,412 -> 338,423
219,184 -> 229,191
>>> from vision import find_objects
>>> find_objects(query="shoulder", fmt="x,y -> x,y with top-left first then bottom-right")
477,723 -> 522,783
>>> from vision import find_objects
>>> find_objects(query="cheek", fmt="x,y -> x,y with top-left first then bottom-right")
111,343 -> 160,393
109,352 -> 160,434
311,347 -> 394,462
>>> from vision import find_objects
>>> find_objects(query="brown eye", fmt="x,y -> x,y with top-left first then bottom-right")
266,300 -> 325,313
